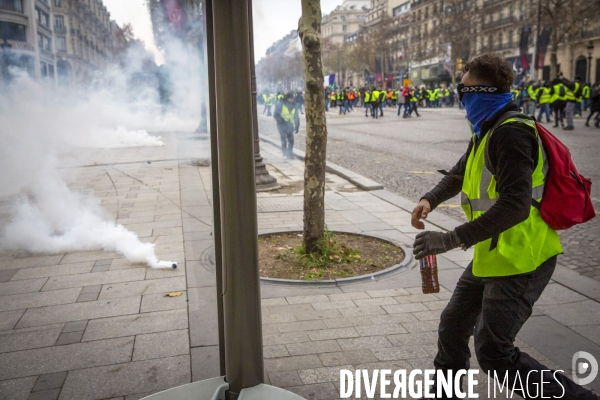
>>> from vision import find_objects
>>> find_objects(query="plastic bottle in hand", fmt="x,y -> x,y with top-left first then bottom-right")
420,255 -> 440,294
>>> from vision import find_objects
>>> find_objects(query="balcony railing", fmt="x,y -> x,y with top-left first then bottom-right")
482,16 -> 515,30
54,26 -> 67,34
581,29 -> 600,40
412,0 -> 431,9
493,42 -> 513,51
0,0 -> 24,13
482,0 -> 508,8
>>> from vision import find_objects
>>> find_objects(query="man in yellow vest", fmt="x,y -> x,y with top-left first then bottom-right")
410,54 -> 597,400
535,81 -> 552,123
273,92 -> 300,159
371,87 -> 380,119
550,74 -> 568,128
262,92 -> 274,116
563,76 -> 582,131
582,82 -> 591,111
364,88 -> 372,117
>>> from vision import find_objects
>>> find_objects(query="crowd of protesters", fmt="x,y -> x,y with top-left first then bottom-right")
258,76 -> 600,129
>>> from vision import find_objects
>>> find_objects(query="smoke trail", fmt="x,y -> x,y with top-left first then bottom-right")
0,49 -> 200,268
0,166 -> 175,269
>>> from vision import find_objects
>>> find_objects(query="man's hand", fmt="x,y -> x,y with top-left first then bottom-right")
294,129 -> 299,134
411,199 -> 431,229
413,231 -> 461,260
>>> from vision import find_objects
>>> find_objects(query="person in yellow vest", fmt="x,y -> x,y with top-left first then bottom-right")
364,88 -> 372,117
329,90 -> 337,109
582,82 -> 591,111
434,87 -> 442,108
535,81 -> 552,123
273,92 -> 300,159
524,81 -> 537,117
562,76 -> 582,130
391,88 -> 398,107
410,54 -> 596,400
550,73 -> 568,128
262,91 -> 274,116
409,87 -> 420,117
371,87 -> 380,119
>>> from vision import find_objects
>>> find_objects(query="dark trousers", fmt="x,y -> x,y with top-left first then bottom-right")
537,103 -> 551,122
586,110 -> 600,126
397,103 -> 404,115
410,102 -> 420,116
435,257 -> 597,400
554,104 -> 565,126
365,103 -> 372,117
279,131 -> 294,159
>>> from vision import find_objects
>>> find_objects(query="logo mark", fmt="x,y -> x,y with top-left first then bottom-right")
572,351 -> 598,386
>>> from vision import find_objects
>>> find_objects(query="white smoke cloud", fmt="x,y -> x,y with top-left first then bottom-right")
0,40 -> 204,269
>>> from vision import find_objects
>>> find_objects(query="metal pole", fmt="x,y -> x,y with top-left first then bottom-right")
212,0 -> 264,398
247,0 -> 279,192
203,0 -> 225,377
533,0 -> 542,80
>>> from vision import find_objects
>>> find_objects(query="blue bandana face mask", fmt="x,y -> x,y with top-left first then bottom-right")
461,91 -> 514,138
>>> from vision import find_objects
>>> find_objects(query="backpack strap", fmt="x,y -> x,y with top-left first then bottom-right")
484,111 -> 535,174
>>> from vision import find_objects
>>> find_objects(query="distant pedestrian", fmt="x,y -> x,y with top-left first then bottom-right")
273,92 -> 300,159
409,88 -> 420,117
295,91 -> 305,115
397,89 -> 405,117
585,82 -> 600,128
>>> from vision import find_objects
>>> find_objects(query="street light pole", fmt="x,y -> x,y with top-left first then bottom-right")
587,42 -> 594,84
212,0 -> 264,398
248,0 -> 279,192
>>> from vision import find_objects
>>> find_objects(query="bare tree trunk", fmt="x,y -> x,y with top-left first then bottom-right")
299,0 -> 328,254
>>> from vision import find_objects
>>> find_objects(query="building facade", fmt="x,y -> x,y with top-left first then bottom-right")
322,0 -> 370,46
334,0 -> 600,88
0,0 -> 116,86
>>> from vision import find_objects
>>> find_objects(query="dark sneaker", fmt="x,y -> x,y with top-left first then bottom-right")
563,126 -> 574,130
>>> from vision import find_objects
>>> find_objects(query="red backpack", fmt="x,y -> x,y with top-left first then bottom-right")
493,112 -> 595,230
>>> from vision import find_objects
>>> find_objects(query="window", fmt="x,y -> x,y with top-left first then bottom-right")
36,8 -> 49,27
0,21 -> 26,41
508,30 -> 513,47
393,3 -> 410,16
41,61 -> 47,78
54,0 -> 61,6
38,32 -> 51,51
340,15 -> 345,21
0,0 -> 24,13
342,25 -> 347,32
55,15 -> 64,29
56,36 -> 66,51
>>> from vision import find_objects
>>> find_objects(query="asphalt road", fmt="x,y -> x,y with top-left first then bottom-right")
258,103 -> 600,281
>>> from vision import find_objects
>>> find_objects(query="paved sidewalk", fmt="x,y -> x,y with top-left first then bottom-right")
0,132 -> 598,400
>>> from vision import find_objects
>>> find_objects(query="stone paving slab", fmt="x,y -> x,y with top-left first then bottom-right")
58,356 -> 190,400
0,336 -> 135,381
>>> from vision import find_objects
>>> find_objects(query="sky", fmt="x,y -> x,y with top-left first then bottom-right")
102,0 -> 344,64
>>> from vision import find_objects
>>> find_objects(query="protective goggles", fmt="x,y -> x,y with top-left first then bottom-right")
456,83 -> 507,102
